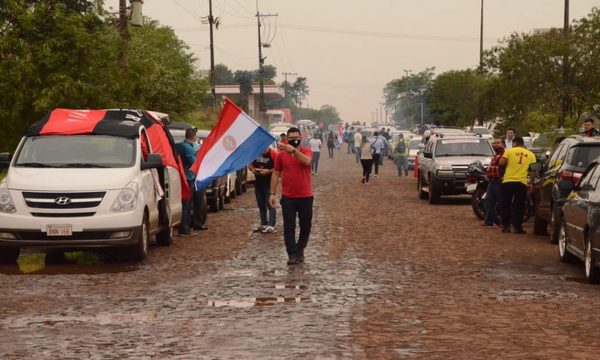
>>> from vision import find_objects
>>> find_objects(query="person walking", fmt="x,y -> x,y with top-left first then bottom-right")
353,129 -> 362,163
371,132 -> 384,177
347,127 -> 355,154
270,127 -> 314,265
481,138 -> 505,228
394,134 -> 409,176
360,136 -> 374,184
249,147 -> 278,233
326,130 -> 335,158
498,136 -> 536,234
308,133 -> 322,175
175,128 -> 199,236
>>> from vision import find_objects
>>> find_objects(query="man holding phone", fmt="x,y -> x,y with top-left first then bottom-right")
250,147 -> 278,233
270,127 -> 314,265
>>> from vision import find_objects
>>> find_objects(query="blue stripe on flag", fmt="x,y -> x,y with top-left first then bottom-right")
195,126 -> 275,190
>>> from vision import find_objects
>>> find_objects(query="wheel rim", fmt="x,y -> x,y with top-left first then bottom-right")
558,221 -> 567,257
586,239 -> 592,278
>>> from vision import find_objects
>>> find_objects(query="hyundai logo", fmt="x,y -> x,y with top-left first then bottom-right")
55,197 -> 71,206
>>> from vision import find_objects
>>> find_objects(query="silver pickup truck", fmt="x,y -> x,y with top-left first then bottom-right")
417,134 -> 493,204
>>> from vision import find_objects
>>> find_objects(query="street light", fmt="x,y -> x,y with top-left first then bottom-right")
403,69 -> 411,78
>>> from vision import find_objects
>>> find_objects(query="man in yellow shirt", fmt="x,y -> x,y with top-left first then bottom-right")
498,136 -> 536,234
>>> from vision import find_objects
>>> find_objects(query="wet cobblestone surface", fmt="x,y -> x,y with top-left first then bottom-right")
3,151 -> 600,358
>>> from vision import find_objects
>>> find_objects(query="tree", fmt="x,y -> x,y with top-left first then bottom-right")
213,63 -> 234,85
429,69 -> 489,127
384,68 -> 434,128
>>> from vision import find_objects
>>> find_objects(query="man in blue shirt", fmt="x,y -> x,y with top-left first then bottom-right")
176,128 -> 199,236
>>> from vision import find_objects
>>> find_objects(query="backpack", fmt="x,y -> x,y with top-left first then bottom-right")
396,141 -> 406,155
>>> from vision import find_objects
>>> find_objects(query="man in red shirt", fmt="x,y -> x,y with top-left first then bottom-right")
269,127 -> 314,265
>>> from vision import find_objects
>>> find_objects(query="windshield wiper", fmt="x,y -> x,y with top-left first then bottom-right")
16,162 -> 60,168
460,153 -> 491,156
58,163 -> 109,168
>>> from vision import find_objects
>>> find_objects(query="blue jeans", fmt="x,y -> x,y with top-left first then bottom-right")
484,180 -> 502,226
355,147 -> 361,163
179,179 -> 195,234
311,152 -> 321,173
255,185 -> 276,226
396,155 -> 408,176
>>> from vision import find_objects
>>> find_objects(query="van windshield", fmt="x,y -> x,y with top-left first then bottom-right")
435,139 -> 493,157
15,135 -> 136,168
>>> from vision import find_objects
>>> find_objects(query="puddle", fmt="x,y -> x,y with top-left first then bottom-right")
497,289 -> 579,300
4,312 -> 157,328
206,297 -> 312,308
0,252 -> 138,275
274,284 -> 307,290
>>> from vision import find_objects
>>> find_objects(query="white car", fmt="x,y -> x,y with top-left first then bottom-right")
0,109 -> 183,263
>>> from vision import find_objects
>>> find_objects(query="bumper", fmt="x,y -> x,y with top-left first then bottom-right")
0,227 -> 140,248
432,177 -> 468,195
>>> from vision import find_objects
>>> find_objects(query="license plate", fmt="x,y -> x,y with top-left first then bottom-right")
466,183 -> 477,193
46,224 -> 72,236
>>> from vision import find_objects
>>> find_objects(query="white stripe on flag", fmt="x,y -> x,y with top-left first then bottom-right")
196,111 -> 257,181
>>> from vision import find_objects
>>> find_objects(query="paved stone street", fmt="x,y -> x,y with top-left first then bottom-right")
3,150 -> 600,359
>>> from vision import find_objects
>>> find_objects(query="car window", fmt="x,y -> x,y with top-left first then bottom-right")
569,145 -> 600,169
548,144 -> 565,168
580,164 -> 600,191
434,139 -> 493,157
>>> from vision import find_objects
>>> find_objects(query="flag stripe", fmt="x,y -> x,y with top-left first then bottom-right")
195,100 -> 242,158
194,126 -> 274,190
195,110 -> 259,180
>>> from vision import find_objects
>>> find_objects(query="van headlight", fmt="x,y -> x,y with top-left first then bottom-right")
0,180 -> 16,214
112,181 -> 138,212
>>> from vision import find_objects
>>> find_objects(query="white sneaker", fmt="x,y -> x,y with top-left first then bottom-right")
254,225 -> 266,232
261,226 -> 276,233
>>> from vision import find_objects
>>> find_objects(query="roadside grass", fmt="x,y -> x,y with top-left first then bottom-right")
16,252 -> 101,274
0,170 -> 6,182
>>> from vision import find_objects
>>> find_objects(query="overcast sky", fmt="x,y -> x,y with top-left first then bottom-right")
118,0 -> 600,122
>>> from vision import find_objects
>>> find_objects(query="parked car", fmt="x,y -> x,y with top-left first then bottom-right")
556,158 -> 600,283
417,134 -> 493,204
0,109 -> 184,263
532,135 -> 600,242
407,136 -> 422,170
194,129 -> 228,212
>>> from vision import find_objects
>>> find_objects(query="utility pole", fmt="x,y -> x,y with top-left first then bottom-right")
208,0 -> 217,107
118,0 -> 128,66
256,2 -> 277,113
479,0 -> 484,69
560,0 -> 570,128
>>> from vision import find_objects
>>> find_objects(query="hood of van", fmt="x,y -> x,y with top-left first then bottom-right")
6,167 -> 137,191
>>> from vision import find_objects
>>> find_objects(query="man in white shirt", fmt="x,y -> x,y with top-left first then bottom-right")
353,130 -> 363,163
308,134 -> 322,175
371,132 -> 384,177
505,128 -> 516,149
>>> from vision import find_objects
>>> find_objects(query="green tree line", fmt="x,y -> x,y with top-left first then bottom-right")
384,7 -> 600,135
0,0 -> 209,152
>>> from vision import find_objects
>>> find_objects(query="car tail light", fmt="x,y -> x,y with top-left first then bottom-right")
560,170 -> 582,185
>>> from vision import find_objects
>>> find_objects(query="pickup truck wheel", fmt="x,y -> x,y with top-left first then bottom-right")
0,247 -> 20,264
126,214 -> 149,262
156,225 -> 173,246
428,179 -> 441,204
230,185 -> 237,199
418,174 -> 428,200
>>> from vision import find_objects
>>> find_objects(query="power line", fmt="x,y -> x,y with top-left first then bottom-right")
278,23 -> 497,43
172,0 -> 205,22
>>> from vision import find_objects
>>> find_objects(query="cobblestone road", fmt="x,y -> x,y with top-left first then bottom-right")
2,149 -> 600,359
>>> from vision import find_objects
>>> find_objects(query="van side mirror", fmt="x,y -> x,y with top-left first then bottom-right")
142,153 -> 163,170
0,153 -> 12,169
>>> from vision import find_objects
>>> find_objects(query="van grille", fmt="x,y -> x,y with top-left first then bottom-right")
22,192 -> 106,209
30,212 -> 96,218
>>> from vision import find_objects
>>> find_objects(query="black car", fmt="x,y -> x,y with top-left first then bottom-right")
532,136 -> 600,242
557,158 -> 600,283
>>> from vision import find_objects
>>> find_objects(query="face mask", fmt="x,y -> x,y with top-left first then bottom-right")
288,139 -> 301,147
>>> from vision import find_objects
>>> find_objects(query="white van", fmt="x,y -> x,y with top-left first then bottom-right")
0,109 -> 183,263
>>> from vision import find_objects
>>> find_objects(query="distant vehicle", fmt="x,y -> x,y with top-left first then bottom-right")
0,109 -> 184,263
266,108 -> 293,124
296,119 -> 316,130
467,126 -> 493,139
556,159 -> 600,283
532,135 -> 600,242
417,134 -> 494,204
407,136 -> 422,170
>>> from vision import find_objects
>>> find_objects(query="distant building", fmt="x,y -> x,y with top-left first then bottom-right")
215,85 -> 284,119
